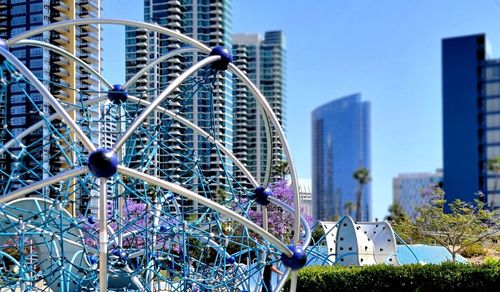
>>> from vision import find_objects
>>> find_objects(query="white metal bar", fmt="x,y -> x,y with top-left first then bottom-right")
0,47 -> 96,152
123,47 -> 198,89
98,178 -> 108,292
0,167 -> 89,203
229,63 -> 302,244
112,55 -> 220,151
12,40 -> 113,89
127,95 -> 259,187
117,165 -> 293,257
7,18 -> 211,54
0,95 -> 107,155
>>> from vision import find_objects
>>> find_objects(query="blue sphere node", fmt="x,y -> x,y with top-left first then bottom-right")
88,254 -> 98,265
88,215 -> 96,225
88,148 -> 118,178
281,245 -> 307,270
112,249 -> 128,259
159,225 -> 169,233
209,46 -> 233,71
226,256 -> 235,265
108,84 -> 128,104
253,186 -> 272,206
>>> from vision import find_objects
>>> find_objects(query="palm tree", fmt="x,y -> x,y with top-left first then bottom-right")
343,201 -> 354,217
273,160 -> 289,179
486,156 -> 500,208
353,168 -> 371,222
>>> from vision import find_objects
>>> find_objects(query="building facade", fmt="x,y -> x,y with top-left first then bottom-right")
312,94 -> 371,221
442,34 -> 500,209
232,31 -> 286,186
393,169 -> 443,219
124,0 -> 233,209
0,0 -> 101,214
297,178 -> 313,220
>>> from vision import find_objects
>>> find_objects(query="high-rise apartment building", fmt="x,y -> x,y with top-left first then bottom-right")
312,94 -> 371,221
0,1 -> 101,213
393,169 -> 443,219
442,34 -> 500,209
232,31 -> 286,186
124,1 -> 233,204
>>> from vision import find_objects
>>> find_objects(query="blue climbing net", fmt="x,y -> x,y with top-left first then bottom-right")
0,20 -> 309,292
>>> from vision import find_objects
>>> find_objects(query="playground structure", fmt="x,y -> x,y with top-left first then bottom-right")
0,19 -> 311,291
307,215 -> 469,266
308,216 -> 399,266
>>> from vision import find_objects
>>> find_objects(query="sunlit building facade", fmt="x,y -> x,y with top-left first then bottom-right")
232,31 -> 286,186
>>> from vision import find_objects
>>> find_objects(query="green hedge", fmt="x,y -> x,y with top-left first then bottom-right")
284,262 -> 500,291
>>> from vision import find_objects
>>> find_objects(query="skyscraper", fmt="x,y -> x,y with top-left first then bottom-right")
124,1 -> 233,205
232,31 -> 286,186
0,1 -> 101,213
312,94 -> 371,221
442,34 -> 500,209
393,169 -> 443,219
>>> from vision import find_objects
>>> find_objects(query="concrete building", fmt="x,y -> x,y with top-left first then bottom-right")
312,94 -> 371,221
393,169 -> 443,219
232,31 -> 286,186
442,34 -> 500,209
124,0 -> 233,212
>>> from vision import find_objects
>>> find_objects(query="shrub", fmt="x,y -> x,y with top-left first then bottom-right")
461,243 -> 487,258
284,263 -> 500,291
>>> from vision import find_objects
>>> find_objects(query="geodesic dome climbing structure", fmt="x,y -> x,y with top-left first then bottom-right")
0,19 -> 310,291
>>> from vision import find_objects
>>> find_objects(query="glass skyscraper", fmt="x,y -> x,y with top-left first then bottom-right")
232,31 -> 286,186
442,34 -> 500,209
312,94 -> 371,221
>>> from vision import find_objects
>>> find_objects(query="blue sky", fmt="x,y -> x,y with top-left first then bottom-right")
101,0 -> 500,220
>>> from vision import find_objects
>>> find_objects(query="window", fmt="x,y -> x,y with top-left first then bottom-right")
11,5 -> 26,15
485,67 -> 500,80
487,130 -> 500,144
486,114 -> 500,128
487,145 -> 500,158
485,82 -> 500,96
486,98 -> 500,112
10,105 -> 25,115
10,116 -> 26,126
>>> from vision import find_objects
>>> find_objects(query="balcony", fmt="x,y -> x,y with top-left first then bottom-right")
51,32 -> 69,45
80,53 -> 97,64
54,89 -> 69,99
53,67 -> 69,78
51,0 -> 69,12
51,11 -> 69,22
80,0 -> 99,11
52,56 -> 69,66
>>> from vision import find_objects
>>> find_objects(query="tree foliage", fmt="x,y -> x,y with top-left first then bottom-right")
393,188 -> 500,261
353,168 -> 370,221
249,180 -> 312,242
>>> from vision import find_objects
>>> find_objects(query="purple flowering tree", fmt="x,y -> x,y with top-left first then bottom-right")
249,180 -> 312,241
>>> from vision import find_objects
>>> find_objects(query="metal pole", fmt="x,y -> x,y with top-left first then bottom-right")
229,64 -> 302,244
123,47 -> 198,89
127,95 -> 259,187
0,47 -> 96,152
0,167 -> 88,203
112,55 -> 220,152
118,166 -> 293,257
99,178 -> 108,292
11,40 -> 113,89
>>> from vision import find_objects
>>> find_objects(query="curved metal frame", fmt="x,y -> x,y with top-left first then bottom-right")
0,17 -> 309,292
